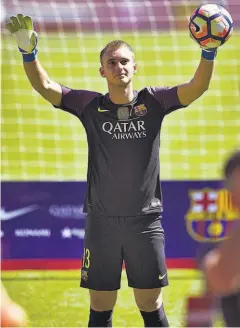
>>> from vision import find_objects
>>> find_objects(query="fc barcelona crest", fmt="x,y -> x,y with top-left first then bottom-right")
185,188 -> 240,242
134,104 -> 147,117
81,270 -> 88,282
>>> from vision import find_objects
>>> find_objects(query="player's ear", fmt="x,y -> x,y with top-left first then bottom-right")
133,62 -> 137,74
99,66 -> 105,78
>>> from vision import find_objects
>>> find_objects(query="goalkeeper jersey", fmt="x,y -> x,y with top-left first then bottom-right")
54,86 -> 186,216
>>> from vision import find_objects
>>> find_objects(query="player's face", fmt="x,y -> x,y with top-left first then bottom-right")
100,46 -> 137,86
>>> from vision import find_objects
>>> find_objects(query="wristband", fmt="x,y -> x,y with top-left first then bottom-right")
19,48 -> 38,62
201,49 -> 217,61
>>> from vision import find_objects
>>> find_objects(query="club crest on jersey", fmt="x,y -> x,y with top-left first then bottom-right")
134,104 -> 147,117
81,270 -> 88,282
185,188 -> 240,242
117,107 -> 129,120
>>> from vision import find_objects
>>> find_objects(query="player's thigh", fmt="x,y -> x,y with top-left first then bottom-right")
81,215 -> 123,291
133,287 -> 162,311
89,290 -> 118,311
123,215 -> 168,289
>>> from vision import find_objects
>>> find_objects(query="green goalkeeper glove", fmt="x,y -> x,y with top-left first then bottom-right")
6,14 -> 38,62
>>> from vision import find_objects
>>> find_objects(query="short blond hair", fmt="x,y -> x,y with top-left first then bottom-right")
100,40 -> 135,64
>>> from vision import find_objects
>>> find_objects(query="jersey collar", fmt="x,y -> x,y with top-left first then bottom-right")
102,90 -> 138,110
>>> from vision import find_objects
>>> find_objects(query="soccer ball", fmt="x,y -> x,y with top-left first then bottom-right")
189,4 -> 233,49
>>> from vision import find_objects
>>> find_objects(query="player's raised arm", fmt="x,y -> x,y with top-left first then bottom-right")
6,14 -> 62,106
177,54 -> 215,106
177,4 -> 233,106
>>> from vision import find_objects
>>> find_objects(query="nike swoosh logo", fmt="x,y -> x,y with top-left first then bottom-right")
98,108 -> 109,113
1,205 -> 39,221
159,272 -> 167,280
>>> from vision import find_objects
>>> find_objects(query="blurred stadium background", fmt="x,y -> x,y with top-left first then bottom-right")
1,0 -> 240,326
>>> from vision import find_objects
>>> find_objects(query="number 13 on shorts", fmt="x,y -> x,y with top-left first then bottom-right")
82,247 -> 91,269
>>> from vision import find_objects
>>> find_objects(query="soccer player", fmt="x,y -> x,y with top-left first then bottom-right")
186,150 -> 240,327
202,149 -> 240,327
6,14 -> 219,327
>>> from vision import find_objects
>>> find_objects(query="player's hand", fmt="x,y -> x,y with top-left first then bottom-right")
189,31 -> 217,60
1,283 -> 28,327
6,14 -> 38,54
201,48 -> 217,60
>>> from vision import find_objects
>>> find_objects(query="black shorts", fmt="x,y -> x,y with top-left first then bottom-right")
80,214 -> 168,291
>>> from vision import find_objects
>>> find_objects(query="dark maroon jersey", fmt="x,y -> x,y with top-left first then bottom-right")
54,86 -> 186,216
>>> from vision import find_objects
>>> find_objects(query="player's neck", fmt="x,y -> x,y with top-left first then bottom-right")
108,84 -> 134,105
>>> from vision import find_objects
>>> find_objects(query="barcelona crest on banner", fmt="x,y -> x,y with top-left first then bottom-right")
185,188 -> 240,242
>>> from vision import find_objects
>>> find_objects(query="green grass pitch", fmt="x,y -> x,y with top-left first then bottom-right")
2,269 -> 210,327
2,31 -> 240,180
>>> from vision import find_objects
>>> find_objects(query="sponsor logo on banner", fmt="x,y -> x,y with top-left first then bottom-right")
1,205 -> 39,221
61,227 -> 85,239
14,229 -> 51,237
49,205 -> 85,219
185,188 -> 240,242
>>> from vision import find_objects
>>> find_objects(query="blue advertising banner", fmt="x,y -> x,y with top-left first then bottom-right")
1,182 -> 86,260
1,181 -> 240,262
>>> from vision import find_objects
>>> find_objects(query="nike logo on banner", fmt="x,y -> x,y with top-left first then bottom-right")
1,205 -> 39,221
159,273 -> 167,280
98,108 -> 109,113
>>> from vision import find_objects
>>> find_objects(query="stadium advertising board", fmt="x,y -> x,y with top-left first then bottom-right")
1,181 -> 240,267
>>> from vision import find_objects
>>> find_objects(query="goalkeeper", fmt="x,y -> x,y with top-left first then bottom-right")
7,14 -> 219,327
